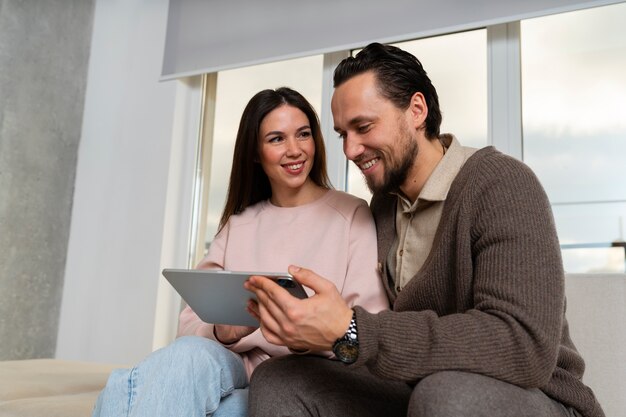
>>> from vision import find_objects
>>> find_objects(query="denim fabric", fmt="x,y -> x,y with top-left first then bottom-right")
93,336 -> 248,417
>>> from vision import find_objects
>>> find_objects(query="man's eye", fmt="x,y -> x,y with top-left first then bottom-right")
357,124 -> 371,133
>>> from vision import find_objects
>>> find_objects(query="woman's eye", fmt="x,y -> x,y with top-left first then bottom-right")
268,136 -> 283,143
298,130 -> 312,139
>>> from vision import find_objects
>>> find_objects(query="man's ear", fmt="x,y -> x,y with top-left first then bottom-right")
408,92 -> 428,130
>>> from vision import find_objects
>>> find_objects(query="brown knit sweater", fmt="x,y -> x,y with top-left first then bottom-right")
353,147 -> 604,417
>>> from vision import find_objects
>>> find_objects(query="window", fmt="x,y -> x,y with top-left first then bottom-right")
347,30 -> 489,201
189,4 -> 626,273
521,2 -> 626,272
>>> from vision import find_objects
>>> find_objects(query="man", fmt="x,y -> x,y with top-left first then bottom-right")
244,43 -> 604,417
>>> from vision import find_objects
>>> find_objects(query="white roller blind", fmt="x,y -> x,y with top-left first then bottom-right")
161,0 -> 622,80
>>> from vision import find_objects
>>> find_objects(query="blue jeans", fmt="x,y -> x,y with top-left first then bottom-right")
92,336 -> 249,417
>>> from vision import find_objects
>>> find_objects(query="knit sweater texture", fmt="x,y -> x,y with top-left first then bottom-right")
353,147 -> 604,417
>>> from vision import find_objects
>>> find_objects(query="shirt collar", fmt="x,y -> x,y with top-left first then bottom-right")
396,134 -> 467,212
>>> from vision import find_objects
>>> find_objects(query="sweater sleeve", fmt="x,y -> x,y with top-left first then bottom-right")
176,223 -> 229,338
341,200 -> 390,313
353,155 -> 565,388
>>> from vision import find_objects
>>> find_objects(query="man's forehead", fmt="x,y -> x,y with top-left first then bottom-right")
334,72 -> 377,97
332,74 -> 385,127
333,74 -> 375,108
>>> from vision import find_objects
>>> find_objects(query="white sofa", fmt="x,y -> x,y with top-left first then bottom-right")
0,359 -> 119,417
0,273 -> 623,416
564,273 -> 625,417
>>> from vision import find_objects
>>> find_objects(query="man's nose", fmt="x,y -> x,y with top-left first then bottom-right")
343,134 -> 364,161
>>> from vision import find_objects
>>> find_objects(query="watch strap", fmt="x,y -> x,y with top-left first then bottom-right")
332,310 -> 359,363
343,310 -> 358,344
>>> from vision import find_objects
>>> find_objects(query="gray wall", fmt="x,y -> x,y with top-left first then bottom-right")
0,0 -> 94,359
55,0 -> 179,364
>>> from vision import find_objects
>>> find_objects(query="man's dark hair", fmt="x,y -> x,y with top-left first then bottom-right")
333,42 -> 442,139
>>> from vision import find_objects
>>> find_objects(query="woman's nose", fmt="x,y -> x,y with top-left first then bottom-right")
285,137 -> 302,156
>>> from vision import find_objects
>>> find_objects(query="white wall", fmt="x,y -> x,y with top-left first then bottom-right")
56,0 -> 179,364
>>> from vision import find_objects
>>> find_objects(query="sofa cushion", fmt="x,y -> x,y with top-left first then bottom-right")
564,273 -> 626,417
0,359 -> 120,417
0,391 -> 103,417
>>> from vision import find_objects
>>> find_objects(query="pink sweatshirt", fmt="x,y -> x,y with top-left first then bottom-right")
180,189 -> 389,378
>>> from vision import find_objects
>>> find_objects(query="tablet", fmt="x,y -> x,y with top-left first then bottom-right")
162,269 -> 308,327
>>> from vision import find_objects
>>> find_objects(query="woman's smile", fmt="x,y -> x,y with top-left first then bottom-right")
282,160 -> 306,175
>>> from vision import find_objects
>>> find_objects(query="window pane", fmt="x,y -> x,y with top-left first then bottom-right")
561,247 -> 625,274
554,201 -> 626,273
347,30 -> 488,201
204,56 -> 323,249
521,3 -> 626,272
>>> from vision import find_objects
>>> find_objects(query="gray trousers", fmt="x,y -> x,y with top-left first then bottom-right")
248,355 -> 578,417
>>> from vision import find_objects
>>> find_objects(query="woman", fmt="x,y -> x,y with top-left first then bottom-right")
93,87 -> 388,417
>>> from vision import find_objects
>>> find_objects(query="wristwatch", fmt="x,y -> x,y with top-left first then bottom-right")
332,309 -> 359,364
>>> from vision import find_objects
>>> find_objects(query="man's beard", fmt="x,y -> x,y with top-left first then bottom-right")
365,134 -> 418,195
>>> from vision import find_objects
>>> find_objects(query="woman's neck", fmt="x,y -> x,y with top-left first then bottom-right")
270,180 -> 328,207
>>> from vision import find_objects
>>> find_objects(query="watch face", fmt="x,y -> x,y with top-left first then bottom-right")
335,341 -> 358,364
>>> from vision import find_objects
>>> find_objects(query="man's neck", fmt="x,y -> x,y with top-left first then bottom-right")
399,136 -> 446,202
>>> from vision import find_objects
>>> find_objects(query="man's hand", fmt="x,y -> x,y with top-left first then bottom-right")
214,324 -> 256,344
244,265 -> 353,351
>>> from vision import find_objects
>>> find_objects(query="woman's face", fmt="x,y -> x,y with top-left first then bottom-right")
257,104 -> 316,198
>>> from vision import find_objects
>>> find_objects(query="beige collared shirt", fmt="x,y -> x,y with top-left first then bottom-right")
388,134 -> 477,292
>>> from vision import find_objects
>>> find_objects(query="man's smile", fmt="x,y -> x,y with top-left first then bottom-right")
359,157 -> 380,171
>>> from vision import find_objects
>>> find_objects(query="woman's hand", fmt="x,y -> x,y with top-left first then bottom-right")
178,305 -> 257,343
214,324 -> 257,344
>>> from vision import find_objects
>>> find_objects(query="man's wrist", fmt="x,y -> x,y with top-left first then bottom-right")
333,308 -> 355,342
332,309 -> 359,364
